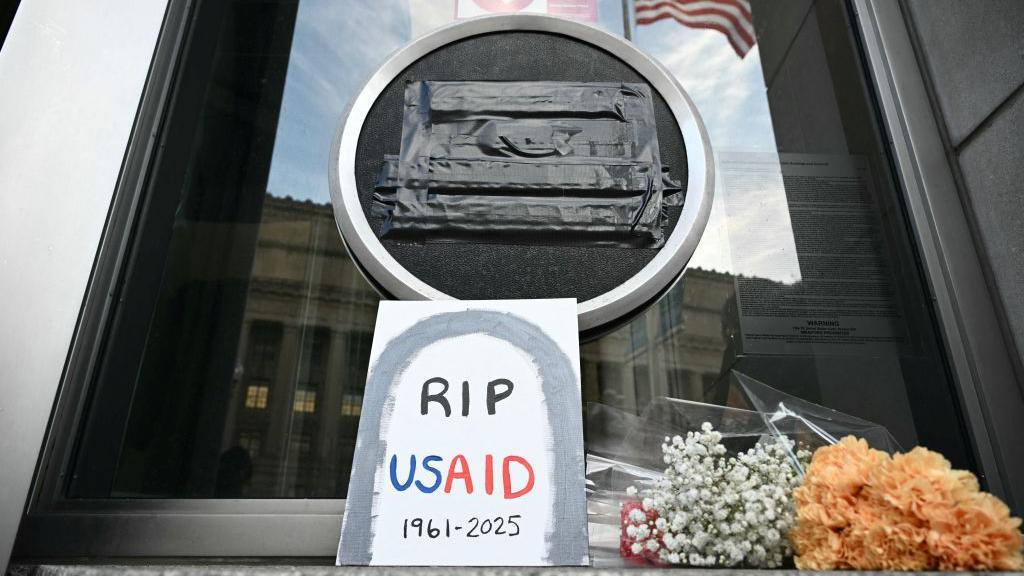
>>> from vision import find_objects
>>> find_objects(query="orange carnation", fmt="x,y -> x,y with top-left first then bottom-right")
791,436 -> 1023,571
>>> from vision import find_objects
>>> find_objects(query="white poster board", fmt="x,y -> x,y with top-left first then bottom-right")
336,299 -> 589,566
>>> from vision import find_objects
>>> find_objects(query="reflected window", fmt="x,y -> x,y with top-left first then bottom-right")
288,434 -> 312,457
341,394 -> 362,417
293,389 -> 317,413
242,322 -> 282,411
238,430 -> 262,458
244,386 -> 269,410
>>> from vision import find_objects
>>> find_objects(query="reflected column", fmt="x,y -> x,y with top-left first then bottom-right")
318,328 -> 348,496
268,323 -> 300,495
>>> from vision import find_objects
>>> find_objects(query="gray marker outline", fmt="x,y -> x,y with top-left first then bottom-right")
337,309 -> 588,565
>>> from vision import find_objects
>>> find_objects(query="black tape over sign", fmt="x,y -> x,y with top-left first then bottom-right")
373,81 -> 683,248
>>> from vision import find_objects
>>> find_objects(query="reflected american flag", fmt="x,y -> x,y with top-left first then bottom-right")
635,0 -> 756,58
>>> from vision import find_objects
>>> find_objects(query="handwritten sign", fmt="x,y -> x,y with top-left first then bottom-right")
336,299 -> 588,566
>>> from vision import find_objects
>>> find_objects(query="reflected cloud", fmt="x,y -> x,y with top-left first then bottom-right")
266,0 -> 411,204
636,20 -> 775,152
635,19 -> 800,283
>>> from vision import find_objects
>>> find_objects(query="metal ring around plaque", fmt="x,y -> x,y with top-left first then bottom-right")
329,14 -> 714,333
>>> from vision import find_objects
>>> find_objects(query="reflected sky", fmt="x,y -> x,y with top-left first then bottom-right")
635,17 -> 799,282
266,0 -> 411,204
264,0 -> 800,282
635,19 -> 776,151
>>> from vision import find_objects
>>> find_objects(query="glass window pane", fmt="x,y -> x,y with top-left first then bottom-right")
582,0 -> 974,471
67,0 -> 975,500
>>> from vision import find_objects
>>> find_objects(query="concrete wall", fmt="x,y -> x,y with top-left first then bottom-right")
904,0 -> 1024,382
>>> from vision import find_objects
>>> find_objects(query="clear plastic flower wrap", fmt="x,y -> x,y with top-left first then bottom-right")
585,370 -> 900,567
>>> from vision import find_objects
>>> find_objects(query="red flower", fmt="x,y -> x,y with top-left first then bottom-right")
620,499 -> 664,564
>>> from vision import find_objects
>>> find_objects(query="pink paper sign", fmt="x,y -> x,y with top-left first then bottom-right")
456,0 -> 598,23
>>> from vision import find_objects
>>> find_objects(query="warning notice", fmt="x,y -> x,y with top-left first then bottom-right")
721,153 -> 907,356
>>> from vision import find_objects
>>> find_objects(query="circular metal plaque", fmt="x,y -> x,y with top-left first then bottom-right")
330,14 -> 713,334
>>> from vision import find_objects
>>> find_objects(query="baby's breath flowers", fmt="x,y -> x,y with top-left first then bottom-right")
620,422 -> 810,568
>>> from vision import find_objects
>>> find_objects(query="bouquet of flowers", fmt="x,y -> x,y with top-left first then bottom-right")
792,436 -> 1023,571
588,370 -> 884,567
587,371 -> 1023,570
619,422 -> 810,567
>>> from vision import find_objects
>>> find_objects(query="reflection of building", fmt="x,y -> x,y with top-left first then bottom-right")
220,196 -> 740,496
219,195 -> 379,498
581,268 -> 735,413
211,194 -> 741,496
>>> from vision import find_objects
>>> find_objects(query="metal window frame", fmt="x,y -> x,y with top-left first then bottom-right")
852,0 -> 1022,511
9,0 -> 1022,562
0,0 -> 170,569
8,0 -> 341,561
